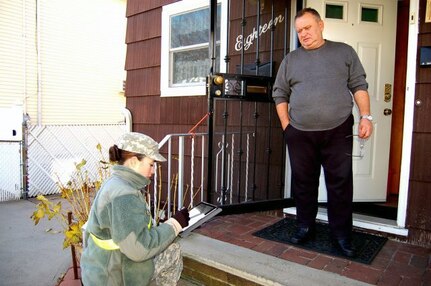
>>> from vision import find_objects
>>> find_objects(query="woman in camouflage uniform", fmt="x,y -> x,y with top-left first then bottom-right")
81,132 -> 190,285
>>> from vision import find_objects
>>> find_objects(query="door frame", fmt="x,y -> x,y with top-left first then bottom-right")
398,0 -> 419,230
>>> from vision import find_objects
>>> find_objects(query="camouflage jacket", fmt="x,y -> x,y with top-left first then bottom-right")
81,165 -> 178,286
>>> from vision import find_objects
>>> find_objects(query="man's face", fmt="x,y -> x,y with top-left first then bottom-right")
295,12 -> 325,50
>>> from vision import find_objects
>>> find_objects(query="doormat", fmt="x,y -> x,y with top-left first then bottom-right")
253,217 -> 387,264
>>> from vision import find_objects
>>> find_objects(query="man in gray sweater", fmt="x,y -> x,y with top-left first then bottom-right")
273,8 -> 373,257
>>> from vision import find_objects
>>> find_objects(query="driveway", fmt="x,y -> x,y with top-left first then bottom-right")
0,198 -> 70,286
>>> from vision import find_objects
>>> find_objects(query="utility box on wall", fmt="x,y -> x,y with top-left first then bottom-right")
0,106 -> 24,201
0,106 -> 23,141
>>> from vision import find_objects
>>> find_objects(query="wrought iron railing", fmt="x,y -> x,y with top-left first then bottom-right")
155,133 -> 207,218
153,127 -> 282,217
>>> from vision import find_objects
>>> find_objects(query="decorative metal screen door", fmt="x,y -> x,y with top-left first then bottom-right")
206,0 -> 295,213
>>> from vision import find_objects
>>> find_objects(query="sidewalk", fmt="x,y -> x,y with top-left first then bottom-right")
0,198 -> 197,286
0,199 -> 71,286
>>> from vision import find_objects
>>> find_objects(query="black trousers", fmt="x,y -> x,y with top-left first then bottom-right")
284,114 -> 354,239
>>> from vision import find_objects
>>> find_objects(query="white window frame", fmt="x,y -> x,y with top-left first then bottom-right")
161,0 -> 227,97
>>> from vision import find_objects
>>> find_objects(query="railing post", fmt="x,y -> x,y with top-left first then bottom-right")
178,136 -> 184,209
207,79 -> 214,204
167,138 -> 172,217
201,136 -> 205,202
190,137 -> 195,206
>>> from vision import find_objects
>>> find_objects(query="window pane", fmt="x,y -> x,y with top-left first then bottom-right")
325,4 -> 344,20
172,46 -> 220,85
171,6 -> 221,49
361,7 -> 379,23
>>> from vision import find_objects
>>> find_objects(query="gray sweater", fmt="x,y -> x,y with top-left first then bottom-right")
273,40 -> 368,131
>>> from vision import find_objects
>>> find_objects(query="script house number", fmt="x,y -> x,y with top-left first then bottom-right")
234,14 -> 284,51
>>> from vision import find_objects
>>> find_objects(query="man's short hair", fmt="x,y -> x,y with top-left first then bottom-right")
295,7 -> 321,21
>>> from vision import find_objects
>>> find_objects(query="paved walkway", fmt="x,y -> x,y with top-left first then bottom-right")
0,199 -> 71,286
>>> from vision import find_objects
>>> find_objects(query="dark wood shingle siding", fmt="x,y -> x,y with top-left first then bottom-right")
125,0 -> 208,141
126,8 -> 162,43
160,97 -> 208,126
125,67 -> 161,96
125,38 -> 161,70
406,0 -> 431,247
126,0 -> 176,17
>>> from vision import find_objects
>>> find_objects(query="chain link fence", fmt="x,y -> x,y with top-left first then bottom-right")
26,124 -> 127,198
0,124 -> 126,202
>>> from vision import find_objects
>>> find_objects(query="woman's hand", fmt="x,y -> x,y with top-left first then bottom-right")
172,208 -> 190,228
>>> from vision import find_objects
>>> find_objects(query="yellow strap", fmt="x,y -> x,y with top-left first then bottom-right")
90,233 -> 120,250
89,221 -> 151,251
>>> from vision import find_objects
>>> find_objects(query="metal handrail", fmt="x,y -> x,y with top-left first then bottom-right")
154,133 -> 207,218
153,130 -> 256,219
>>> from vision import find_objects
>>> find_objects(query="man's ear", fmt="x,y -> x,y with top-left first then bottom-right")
319,19 -> 324,32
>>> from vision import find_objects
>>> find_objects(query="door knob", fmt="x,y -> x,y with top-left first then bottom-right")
383,108 -> 392,116
415,99 -> 422,107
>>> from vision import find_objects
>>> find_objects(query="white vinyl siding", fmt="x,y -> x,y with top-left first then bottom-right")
0,0 -> 126,125
0,0 -> 36,114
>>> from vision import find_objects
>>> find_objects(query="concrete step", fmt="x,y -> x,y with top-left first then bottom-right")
179,233 -> 372,286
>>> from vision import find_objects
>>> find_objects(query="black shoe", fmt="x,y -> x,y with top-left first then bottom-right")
333,239 -> 356,257
290,227 -> 315,244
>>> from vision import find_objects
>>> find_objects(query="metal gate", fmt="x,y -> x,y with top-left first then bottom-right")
0,142 -> 22,201
0,106 -> 25,201
206,0 -> 295,213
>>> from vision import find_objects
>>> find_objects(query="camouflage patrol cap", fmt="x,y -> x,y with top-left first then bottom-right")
117,132 -> 166,162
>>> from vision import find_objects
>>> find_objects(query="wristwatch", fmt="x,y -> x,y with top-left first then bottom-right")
360,114 -> 373,121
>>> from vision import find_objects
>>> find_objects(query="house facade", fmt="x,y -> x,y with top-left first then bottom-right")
124,0 -> 430,246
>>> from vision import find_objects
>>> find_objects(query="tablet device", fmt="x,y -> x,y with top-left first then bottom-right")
179,201 -> 222,237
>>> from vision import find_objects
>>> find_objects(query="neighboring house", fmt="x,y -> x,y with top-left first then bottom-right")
0,0 -> 128,200
124,0 -> 431,247
0,0 -> 127,124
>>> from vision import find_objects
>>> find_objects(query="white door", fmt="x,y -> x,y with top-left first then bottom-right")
305,0 -> 397,202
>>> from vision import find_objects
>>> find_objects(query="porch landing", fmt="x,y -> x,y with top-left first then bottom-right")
188,212 -> 430,285
180,233 -> 368,285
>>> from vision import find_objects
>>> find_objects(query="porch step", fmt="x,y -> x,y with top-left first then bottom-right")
179,233 -> 371,286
